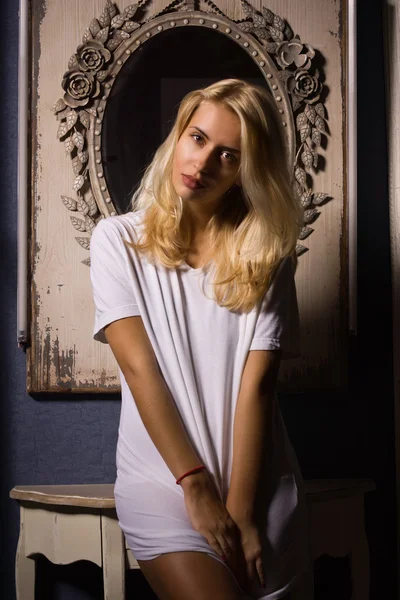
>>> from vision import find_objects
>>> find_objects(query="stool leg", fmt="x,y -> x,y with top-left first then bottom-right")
350,531 -> 370,600
350,498 -> 370,600
15,506 -> 35,600
101,509 -> 125,600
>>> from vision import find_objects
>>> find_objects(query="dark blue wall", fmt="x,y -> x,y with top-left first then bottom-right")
1,0 -> 396,598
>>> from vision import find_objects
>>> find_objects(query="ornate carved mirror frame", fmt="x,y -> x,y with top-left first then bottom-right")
53,0 -> 330,264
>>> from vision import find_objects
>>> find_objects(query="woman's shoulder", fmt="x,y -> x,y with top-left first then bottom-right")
92,209 -> 147,243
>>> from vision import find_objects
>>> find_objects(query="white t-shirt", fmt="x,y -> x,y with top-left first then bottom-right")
90,209 -> 309,599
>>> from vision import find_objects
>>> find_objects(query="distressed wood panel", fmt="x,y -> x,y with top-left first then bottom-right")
28,0 -> 347,392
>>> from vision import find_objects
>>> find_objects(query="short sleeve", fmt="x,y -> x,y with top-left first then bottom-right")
249,256 -> 300,359
90,218 -> 141,344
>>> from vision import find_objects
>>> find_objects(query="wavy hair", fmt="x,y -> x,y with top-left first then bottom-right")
123,78 -> 303,312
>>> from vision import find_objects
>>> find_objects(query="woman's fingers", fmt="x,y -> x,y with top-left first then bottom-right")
255,556 -> 266,588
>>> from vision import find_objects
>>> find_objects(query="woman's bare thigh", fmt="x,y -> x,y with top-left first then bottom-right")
137,551 -> 244,600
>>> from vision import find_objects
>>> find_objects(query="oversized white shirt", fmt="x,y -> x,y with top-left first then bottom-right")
90,209 -> 309,599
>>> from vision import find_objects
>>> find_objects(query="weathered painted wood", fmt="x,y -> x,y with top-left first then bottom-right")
101,509 -> 127,599
22,503 -> 103,566
10,480 -> 375,598
28,0 -> 347,392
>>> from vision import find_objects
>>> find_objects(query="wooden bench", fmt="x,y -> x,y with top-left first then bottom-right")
10,479 -> 375,600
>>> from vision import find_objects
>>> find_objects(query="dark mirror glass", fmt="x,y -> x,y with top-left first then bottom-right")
102,26 -> 274,214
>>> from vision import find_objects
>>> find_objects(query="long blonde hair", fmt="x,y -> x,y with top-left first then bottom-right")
124,78 -> 303,312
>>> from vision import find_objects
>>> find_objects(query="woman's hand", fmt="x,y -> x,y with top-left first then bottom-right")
181,470 -> 242,563
225,503 -> 266,594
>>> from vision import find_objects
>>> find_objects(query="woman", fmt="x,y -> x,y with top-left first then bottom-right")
90,79 -> 310,600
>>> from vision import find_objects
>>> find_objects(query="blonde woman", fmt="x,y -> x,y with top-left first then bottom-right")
90,79 -> 310,600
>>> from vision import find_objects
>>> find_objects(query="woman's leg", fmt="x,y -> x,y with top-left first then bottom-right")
137,551 -> 244,600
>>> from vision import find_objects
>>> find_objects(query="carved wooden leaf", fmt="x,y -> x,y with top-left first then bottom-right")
242,1 -> 256,19
73,174 -> 85,191
122,20 -> 141,33
237,21 -> 254,33
77,197 -> 89,215
296,243 -> 308,256
82,28 -> 93,43
312,192 -> 329,205
315,102 -> 325,118
106,37 -> 122,51
96,69 -> 108,82
85,215 -> 96,234
89,18 -> 101,37
299,226 -> 313,240
291,95 -> 303,112
283,24 -> 293,40
87,196 -> 98,217
301,144 -> 313,171
99,8 -> 111,28
82,256 -> 91,267
262,7 -> 274,24
311,128 -> 321,146
70,215 -> 86,232
106,0 -> 117,18
273,14 -> 285,31
56,107 -> 70,121
313,150 -> 318,169
72,156 -> 83,175
57,120 -> 69,139
75,236 -> 91,250
124,4 -> 139,20
61,195 -> 77,211
64,136 -> 75,154
53,98 -> 66,114
305,104 -> 316,124
264,41 -> 277,51
68,54 -> 78,70
304,208 -> 319,223
301,189 -> 313,208
252,13 -> 266,28
113,30 -> 130,41
315,115 -> 326,133
111,14 -> 126,29
267,26 -> 284,42
276,70 -> 292,82
293,180 -> 302,199
66,110 -> 78,131
96,26 -> 110,44
79,110 -> 90,129
296,112 -> 311,142
85,106 -> 97,117
72,131 -> 85,150
295,167 -> 307,188
253,27 -> 270,41
301,124 -> 312,144
78,150 -> 89,164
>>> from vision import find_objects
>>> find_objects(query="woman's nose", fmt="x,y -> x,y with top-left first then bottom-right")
194,148 -> 215,173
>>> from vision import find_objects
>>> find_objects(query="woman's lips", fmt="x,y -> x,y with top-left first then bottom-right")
182,174 -> 206,190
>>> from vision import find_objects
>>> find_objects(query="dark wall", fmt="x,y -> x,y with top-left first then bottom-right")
1,0 -> 396,599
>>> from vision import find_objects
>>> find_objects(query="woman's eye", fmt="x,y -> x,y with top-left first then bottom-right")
221,151 -> 235,162
191,134 -> 203,143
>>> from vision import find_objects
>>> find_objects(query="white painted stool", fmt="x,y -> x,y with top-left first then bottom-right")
10,479 -> 375,600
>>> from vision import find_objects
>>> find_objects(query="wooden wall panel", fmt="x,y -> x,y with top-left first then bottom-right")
28,0 -> 347,393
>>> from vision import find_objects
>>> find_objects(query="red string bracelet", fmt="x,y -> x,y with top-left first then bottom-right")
176,465 -> 206,485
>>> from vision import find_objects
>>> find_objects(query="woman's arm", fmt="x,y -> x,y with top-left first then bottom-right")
104,315 -> 207,492
226,349 -> 281,523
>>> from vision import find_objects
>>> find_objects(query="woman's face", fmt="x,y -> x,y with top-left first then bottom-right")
171,101 -> 241,211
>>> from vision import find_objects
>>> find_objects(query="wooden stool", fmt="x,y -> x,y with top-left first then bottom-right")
10,478 -> 375,600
